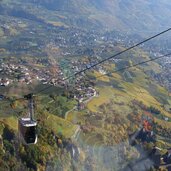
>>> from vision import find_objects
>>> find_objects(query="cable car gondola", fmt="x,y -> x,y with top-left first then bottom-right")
18,94 -> 37,145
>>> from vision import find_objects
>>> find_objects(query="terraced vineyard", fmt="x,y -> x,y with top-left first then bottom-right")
65,57 -> 171,170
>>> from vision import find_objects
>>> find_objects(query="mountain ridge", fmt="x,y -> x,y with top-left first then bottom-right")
1,0 -> 171,35
19,0 -> 171,34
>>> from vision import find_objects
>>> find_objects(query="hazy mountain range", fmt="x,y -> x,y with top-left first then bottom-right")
1,0 -> 170,34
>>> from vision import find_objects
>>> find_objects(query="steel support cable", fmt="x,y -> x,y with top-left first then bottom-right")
95,52 -> 171,80
35,28 -> 171,94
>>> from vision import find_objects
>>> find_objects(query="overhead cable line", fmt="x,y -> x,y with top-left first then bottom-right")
33,53 -> 171,114
64,28 -> 171,80
31,27 -> 171,94
95,52 -> 171,79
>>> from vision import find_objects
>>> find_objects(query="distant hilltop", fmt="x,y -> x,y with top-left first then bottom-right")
9,0 -> 171,35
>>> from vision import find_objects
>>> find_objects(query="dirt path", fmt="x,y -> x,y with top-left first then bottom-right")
71,125 -> 81,140
64,95 -> 98,140
64,107 -> 76,119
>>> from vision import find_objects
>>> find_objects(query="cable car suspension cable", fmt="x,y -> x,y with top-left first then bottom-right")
36,27 -> 171,94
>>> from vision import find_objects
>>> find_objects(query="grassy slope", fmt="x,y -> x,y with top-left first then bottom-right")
67,54 -> 171,130
44,113 -> 78,138
64,60 -> 171,171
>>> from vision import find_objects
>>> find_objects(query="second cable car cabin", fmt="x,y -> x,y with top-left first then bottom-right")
18,94 -> 37,145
